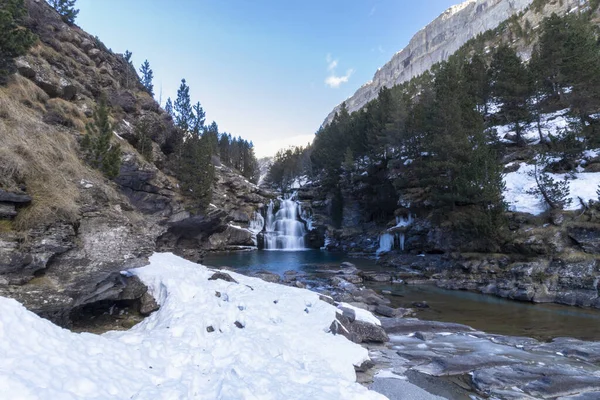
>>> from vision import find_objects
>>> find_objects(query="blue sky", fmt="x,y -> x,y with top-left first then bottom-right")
77,0 -> 460,157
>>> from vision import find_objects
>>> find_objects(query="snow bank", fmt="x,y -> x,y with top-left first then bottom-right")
504,163 -> 600,215
0,253 -> 385,400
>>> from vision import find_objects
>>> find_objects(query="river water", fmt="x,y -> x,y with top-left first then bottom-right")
203,250 -> 600,342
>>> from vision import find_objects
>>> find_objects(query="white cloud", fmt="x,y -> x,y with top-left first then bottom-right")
325,69 -> 354,88
325,53 -> 338,71
324,54 -> 353,88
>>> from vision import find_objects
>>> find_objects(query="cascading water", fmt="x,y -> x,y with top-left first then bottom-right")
263,193 -> 307,250
377,214 -> 414,254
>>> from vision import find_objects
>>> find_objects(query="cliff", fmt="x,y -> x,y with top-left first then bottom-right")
0,0 -> 269,327
324,0 -> 583,125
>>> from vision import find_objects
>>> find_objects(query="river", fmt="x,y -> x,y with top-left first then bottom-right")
204,249 -> 600,342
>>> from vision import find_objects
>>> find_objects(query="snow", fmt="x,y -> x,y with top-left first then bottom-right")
503,163 -> 600,215
338,303 -> 381,327
491,109 -> 574,145
0,253 -> 384,400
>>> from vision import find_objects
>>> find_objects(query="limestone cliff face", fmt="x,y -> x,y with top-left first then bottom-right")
324,0 -> 535,125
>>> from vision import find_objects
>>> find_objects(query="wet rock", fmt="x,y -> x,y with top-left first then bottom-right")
413,331 -> 435,341
340,274 -> 363,284
341,261 -> 356,269
208,272 -> 238,283
352,289 -> 390,306
535,337 -> 600,363
253,270 -> 280,283
381,318 -> 474,335
411,301 -> 430,309
472,364 -> 600,399
363,272 -> 392,282
374,305 -> 396,318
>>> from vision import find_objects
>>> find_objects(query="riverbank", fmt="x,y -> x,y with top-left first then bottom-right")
205,250 -> 600,399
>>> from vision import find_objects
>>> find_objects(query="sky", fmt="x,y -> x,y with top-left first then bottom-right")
76,0 -> 461,157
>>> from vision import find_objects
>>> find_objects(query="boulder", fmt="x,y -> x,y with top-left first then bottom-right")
208,272 -> 238,283
568,227 -> 600,254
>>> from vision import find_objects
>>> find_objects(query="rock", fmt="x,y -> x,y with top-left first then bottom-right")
234,321 -> 244,329
349,319 -> 389,343
110,90 -> 137,113
363,272 -> 392,282
15,57 -> 36,79
208,225 -> 254,249
0,203 -> 17,218
354,359 -> 375,373
208,272 -> 238,283
253,270 -> 280,283
340,274 -> 363,284
331,313 -> 389,343
341,261 -> 356,269
374,305 -> 397,318
353,289 -> 391,306
414,331 -> 435,341
338,306 -> 356,322
0,189 -> 32,203
230,210 -> 250,223
381,318 -> 474,335
318,294 -> 335,305
139,292 -> 159,315
411,301 -> 430,309
568,227 -> 600,254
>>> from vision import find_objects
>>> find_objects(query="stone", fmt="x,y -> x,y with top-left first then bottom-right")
253,270 -> 280,283
381,318 -> 474,335
208,272 -> 238,283
341,274 -> 363,284
363,272 -> 392,282
139,292 -> 159,315
354,359 -> 375,373
414,331 -> 435,341
338,306 -> 356,322
568,227 -> 600,254
341,261 -> 356,269
411,301 -> 430,309
0,189 -> 32,203
374,305 -> 397,318
0,203 -> 17,218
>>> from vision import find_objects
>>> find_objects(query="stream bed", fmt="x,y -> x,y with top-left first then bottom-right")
204,250 -> 600,342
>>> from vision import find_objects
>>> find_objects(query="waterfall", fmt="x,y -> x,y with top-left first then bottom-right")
263,193 -> 307,251
249,212 -> 264,233
377,233 -> 395,254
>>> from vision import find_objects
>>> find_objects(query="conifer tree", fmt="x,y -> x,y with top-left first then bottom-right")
81,95 -> 121,179
527,155 -> 572,210
174,79 -> 193,132
48,0 -> 79,24
489,44 -> 532,146
0,0 -> 36,84
164,97 -> 174,118
191,101 -> 205,135
139,59 -> 154,96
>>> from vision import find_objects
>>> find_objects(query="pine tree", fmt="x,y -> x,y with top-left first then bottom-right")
48,0 -> 79,24
489,44 -> 532,146
174,79 -> 193,132
191,101 -> 205,135
178,134 -> 214,210
527,155 -> 572,210
164,97 -> 174,118
81,95 -> 122,179
0,0 -> 36,84
139,59 -> 154,96
205,121 -> 219,155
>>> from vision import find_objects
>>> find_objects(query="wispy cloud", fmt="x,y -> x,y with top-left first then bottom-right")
369,6 -> 376,16
324,54 -> 354,88
326,53 -> 338,71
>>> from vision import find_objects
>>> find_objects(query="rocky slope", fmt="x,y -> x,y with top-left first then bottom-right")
0,0 -> 268,326
324,0 -> 584,125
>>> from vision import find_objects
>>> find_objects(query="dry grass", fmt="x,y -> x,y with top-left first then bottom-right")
0,220 -> 13,233
46,98 -> 86,131
0,76 -> 93,230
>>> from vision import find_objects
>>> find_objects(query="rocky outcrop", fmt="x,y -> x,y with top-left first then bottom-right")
324,0 -> 583,125
0,0 -> 264,327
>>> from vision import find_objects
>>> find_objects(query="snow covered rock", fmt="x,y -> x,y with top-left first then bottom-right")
0,252 -> 385,400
